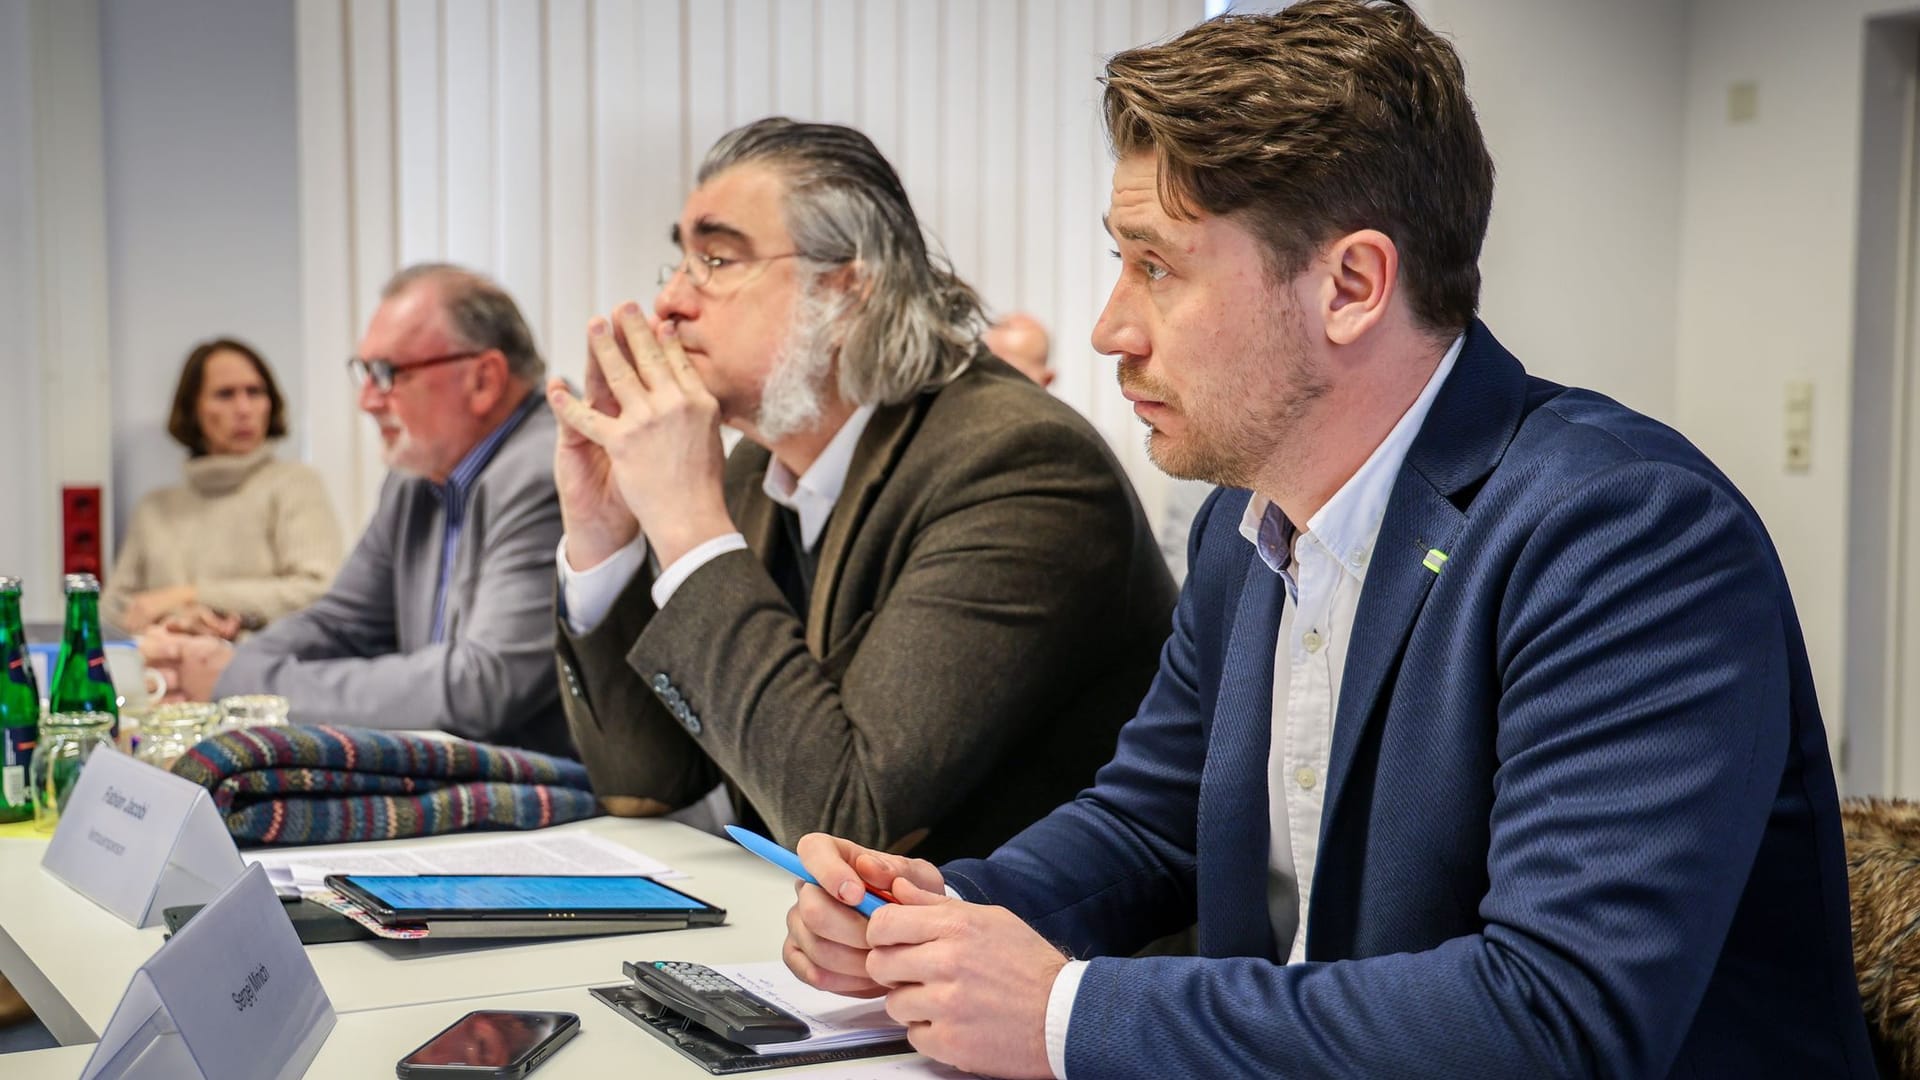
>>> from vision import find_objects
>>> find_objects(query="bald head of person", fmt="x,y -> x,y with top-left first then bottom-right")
984,312 -> 1053,387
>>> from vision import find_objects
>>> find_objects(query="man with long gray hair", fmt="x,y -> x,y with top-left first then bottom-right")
546,118 -> 1175,862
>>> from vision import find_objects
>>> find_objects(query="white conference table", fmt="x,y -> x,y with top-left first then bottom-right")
2,985 -> 942,1079
0,817 -> 808,1046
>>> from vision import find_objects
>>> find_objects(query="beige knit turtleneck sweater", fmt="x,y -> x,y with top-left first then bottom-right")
101,443 -> 345,627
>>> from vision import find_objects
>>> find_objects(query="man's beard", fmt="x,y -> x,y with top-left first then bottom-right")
752,283 -> 840,443
377,421 -> 427,478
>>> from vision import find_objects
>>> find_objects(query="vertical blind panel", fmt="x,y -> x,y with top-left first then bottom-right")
298,0 -> 1205,528
940,0 -> 983,299
393,0 -> 443,264
856,0 -> 900,164
345,0 -> 398,515
683,2 -> 731,188
772,0 -> 817,120
1016,0 -> 1060,352
345,0 -> 395,334
630,0 -> 688,346
730,0 -> 775,126
976,0 -> 1020,316
294,0 -> 360,525
1051,0 -> 1099,428
590,0 -> 645,322
494,0 -> 546,351
815,0 -> 859,127
897,1 -> 943,234
543,0 -> 594,389
443,0 -> 496,271
1090,0 -> 1140,459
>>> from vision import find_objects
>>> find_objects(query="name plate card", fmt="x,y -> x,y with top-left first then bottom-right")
80,862 -> 335,1079
41,747 -> 246,928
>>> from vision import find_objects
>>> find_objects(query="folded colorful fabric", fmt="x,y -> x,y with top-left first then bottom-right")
168,724 -> 599,844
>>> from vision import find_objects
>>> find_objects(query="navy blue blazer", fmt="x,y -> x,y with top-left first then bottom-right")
944,324 -> 1873,1078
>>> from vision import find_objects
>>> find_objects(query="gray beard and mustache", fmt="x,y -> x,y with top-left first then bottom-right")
752,283 -> 842,443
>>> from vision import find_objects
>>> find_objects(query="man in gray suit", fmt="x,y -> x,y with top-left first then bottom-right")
142,264 -> 569,755
547,119 -> 1175,861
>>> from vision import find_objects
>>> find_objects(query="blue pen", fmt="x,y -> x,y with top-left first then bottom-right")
724,826 -> 894,917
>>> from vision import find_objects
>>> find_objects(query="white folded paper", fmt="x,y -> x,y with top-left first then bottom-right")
80,863 -> 335,1079
41,747 -> 245,928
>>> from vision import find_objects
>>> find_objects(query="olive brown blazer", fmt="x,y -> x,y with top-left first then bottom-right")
556,355 -> 1177,862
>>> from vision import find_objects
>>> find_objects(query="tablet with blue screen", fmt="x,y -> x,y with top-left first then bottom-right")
325,874 -> 726,938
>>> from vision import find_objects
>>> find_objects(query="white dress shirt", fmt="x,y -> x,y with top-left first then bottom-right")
1042,336 -> 1462,1079
556,405 -> 876,633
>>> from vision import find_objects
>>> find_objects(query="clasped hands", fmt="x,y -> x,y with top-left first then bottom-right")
783,833 -> 1067,1079
138,628 -> 232,703
121,586 -> 244,640
546,303 -> 734,574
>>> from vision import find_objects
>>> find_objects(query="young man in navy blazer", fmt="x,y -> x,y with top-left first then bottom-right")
782,2 -> 1875,1076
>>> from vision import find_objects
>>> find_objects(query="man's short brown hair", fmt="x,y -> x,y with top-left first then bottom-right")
1102,0 -> 1494,334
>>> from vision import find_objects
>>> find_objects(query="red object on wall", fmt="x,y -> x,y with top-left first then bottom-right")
61,486 -> 102,577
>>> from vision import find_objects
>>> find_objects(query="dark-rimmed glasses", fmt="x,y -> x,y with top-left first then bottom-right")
346,351 -> 483,394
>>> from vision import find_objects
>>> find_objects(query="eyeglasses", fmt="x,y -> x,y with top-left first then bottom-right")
657,251 -> 805,292
346,350 -> 484,393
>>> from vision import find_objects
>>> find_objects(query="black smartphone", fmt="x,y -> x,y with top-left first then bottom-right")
396,1010 -> 580,1079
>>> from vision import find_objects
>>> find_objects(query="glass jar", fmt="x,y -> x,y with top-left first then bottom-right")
217,693 -> 290,731
136,703 -> 220,772
30,711 -> 115,832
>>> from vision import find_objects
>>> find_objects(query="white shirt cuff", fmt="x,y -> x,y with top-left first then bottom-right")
556,536 -> 647,635
1044,959 -> 1089,1080
650,533 -> 750,609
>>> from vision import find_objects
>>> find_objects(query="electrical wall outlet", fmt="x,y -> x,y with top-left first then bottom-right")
1728,80 -> 1759,124
1784,381 -> 1813,472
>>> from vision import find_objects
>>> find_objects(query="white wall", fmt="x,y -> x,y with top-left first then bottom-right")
1673,0 -> 1917,789
100,0 -> 303,546
1426,0 -> 1688,422
1214,1 -> 1689,421
297,0 -> 1202,532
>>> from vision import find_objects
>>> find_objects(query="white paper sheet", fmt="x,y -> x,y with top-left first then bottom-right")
244,830 -> 681,895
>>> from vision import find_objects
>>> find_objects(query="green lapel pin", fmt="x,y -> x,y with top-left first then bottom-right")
1422,548 -> 1449,574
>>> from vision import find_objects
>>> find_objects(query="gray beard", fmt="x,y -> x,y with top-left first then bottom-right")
753,285 -> 839,443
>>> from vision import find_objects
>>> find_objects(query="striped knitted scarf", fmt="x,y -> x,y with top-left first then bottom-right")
168,725 -> 599,844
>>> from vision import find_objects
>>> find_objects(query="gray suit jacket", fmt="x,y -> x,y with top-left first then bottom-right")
558,356 -> 1177,861
216,401 -> 570,755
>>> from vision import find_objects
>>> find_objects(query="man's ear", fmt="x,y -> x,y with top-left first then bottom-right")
469,350 -> 510,416
1315,229 -> 1398,347
816,261 -> 869,350
816,260 -> 871,304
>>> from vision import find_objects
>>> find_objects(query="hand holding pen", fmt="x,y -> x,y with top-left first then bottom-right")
742,828 -> 945,998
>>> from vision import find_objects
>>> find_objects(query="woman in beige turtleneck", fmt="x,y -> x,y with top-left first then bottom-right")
103,339 -> 344,637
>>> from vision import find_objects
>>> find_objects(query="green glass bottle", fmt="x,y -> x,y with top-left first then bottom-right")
0,578 -> 39,823
49,573 -> 119,739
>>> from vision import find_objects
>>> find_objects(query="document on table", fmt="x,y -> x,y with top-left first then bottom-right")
245,831 -> 683,895
702,961 -> 910,1055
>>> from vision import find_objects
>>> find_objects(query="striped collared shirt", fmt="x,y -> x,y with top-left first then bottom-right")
428,391 -> 539,642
